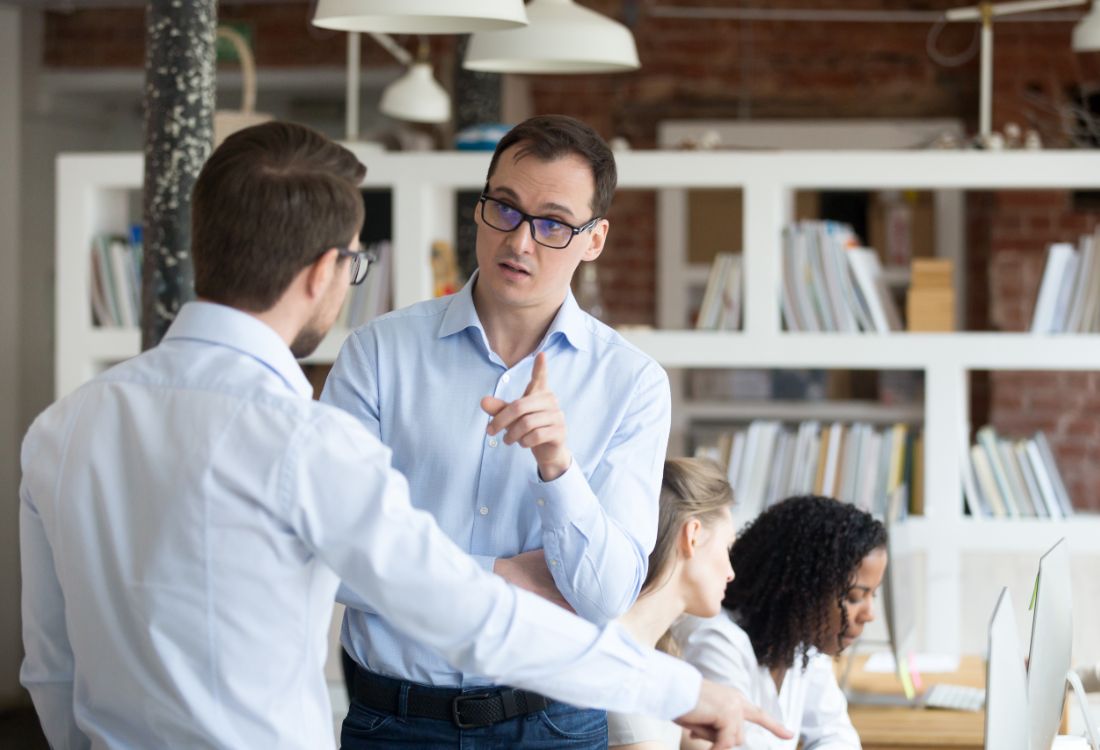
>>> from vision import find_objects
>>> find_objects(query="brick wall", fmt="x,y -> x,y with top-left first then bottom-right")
40,1 -> 1100,509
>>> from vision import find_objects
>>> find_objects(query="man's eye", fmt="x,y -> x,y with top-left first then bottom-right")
497,203 -> 520,218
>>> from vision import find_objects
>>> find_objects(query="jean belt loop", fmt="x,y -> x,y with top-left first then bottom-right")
397,681 -> 410,720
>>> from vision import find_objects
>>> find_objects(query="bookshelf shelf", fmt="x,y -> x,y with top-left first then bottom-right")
57,147 -> 1100,658
622,331 -> 1100,370
680,399 -> 924,425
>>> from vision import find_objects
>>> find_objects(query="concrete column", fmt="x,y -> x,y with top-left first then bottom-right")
452,36 -> 501,280
141,1 -> 216,348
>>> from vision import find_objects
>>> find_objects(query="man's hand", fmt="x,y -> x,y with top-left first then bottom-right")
480,352 -> 572,481
492,549 -> 574,612
674,680 -> 793,750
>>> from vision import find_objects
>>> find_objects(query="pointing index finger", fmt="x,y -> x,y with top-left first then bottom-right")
525,352 -> 549,396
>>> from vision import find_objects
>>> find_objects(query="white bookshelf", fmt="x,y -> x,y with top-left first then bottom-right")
57,148 -> 1100,658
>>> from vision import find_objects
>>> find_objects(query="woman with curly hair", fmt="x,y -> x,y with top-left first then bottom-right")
675,495 -> 887,749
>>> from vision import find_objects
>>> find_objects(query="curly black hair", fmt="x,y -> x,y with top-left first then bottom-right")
723,495 -> 887,672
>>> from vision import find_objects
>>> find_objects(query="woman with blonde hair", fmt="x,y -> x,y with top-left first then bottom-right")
609,457 -> 741,750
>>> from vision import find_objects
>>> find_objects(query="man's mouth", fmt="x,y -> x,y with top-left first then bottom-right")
499,260 -> 531,276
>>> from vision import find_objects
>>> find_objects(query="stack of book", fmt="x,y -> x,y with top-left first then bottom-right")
695,252 -> 742,330
339,241 -> 392,330
90,229 -> 142,328
961,426 -> 1074,519
906,258 -> 954,331
781,220 -> 903,333
694,419 -> 920,529
1029,234 -> 1100,333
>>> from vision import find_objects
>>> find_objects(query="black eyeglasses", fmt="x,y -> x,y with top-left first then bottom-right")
331,245 -> 377,286
478,194 -> 599,250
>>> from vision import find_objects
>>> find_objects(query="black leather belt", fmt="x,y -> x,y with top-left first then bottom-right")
346,652 -> 552,729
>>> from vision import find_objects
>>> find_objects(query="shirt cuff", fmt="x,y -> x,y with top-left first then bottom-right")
528,460 -> 598,531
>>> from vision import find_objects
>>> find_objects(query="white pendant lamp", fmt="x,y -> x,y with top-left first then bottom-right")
464,0 -> 640,74
380,61 -> 450,123
1074,2 -> 1100,50
313,0 -> 528,34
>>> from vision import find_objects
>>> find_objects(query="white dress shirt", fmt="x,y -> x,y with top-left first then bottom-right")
673,613 -> 860,750
322,273 -> 672,686
20,301 -> 700,750
608,710 -> 683,748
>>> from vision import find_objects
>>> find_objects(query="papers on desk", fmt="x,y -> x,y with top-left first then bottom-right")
865,652 -> 961,674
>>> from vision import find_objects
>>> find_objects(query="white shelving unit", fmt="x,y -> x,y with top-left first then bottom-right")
57,147 -> 1100,659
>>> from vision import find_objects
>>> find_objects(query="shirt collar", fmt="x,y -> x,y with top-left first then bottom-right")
437,270 -> 591,353
163,301 -> 314,399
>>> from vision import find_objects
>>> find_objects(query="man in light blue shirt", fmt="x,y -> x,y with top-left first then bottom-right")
20,122 -> 789,749
323,115 -> 674,747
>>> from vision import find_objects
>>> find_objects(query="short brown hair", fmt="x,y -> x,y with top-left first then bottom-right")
485,115 -> 617,219
192,121 -> 366,312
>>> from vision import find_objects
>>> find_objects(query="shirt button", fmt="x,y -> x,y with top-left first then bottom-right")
536,498 -> 545,507
550,559 -> 559,567
479,506 -> 489,516
488,438 -> 499,448
502,373 -> 511,384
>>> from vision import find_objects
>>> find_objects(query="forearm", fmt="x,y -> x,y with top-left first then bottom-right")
535,463 -> 648,623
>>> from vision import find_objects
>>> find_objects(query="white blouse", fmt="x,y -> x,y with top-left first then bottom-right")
608,710 -> 683,748
672,613 -> 861,749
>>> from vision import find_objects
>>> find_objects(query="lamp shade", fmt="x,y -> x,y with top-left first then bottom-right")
379,62 -> 450,123
1074,3 -> 1100,50
464,0 -> 640,74
313,0 -> 527,34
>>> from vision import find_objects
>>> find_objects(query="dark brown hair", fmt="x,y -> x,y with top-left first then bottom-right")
192,121 -> 366,312
485,115 -> 617,219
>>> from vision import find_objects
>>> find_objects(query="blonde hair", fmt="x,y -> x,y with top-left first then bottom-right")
644,458 -> 735,654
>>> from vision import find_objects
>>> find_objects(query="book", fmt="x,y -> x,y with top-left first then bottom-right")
847,247 -> 902,333
1030,243 -> 1077,334
1034,432 -> 1074,517
977,426 -> 1019,518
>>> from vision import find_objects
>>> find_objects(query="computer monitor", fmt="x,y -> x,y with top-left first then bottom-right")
985,586 -> 1028,750
1026,538 -> 1073,750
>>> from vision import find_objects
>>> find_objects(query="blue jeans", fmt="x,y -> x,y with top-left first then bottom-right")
340,692 -> 608,750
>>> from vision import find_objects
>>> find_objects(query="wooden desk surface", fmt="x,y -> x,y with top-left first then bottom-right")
838,654 -> 985,750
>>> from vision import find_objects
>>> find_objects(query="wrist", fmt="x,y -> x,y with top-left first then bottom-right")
537,453 -> 571,482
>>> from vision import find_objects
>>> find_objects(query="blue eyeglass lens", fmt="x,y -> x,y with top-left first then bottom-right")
487,200 -> 522,228
532,219 -> 571,245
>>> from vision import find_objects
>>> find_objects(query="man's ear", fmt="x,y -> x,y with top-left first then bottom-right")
582,219 -> 609,262
304,248 -> 338,300
677,517 -> 703,559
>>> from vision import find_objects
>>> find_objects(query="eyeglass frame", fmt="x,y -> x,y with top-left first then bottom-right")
319,245 -> 378,286
477,191 -> 601,250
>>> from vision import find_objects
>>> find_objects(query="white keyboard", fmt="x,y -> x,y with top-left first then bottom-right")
922,683 -> 986,712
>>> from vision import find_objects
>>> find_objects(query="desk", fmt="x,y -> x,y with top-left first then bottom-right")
838,654 -> 985,750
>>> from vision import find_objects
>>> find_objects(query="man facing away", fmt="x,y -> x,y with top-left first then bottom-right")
322,115 -> 682,747
20,121 -> 789,749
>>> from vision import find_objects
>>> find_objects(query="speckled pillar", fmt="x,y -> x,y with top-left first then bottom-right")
140,1 -> 216,350
453,35 -> 502,281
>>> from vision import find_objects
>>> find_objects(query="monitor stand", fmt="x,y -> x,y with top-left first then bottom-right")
1066,670 -> 1100,750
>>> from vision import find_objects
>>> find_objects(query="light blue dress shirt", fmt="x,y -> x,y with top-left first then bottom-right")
323,273 -> 672,687
19,301 -> 698,750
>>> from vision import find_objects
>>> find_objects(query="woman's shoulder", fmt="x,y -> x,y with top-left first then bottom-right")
673,612 -> 753,650
671,612 -> 760,685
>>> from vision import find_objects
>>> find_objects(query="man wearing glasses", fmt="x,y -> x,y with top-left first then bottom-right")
20,121 -> 789,749
323,115 -> 676,747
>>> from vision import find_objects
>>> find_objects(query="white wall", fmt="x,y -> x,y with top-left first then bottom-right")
0,3 -> 25,707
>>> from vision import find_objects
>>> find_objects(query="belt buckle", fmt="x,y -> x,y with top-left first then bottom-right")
452,691 -> 494,729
